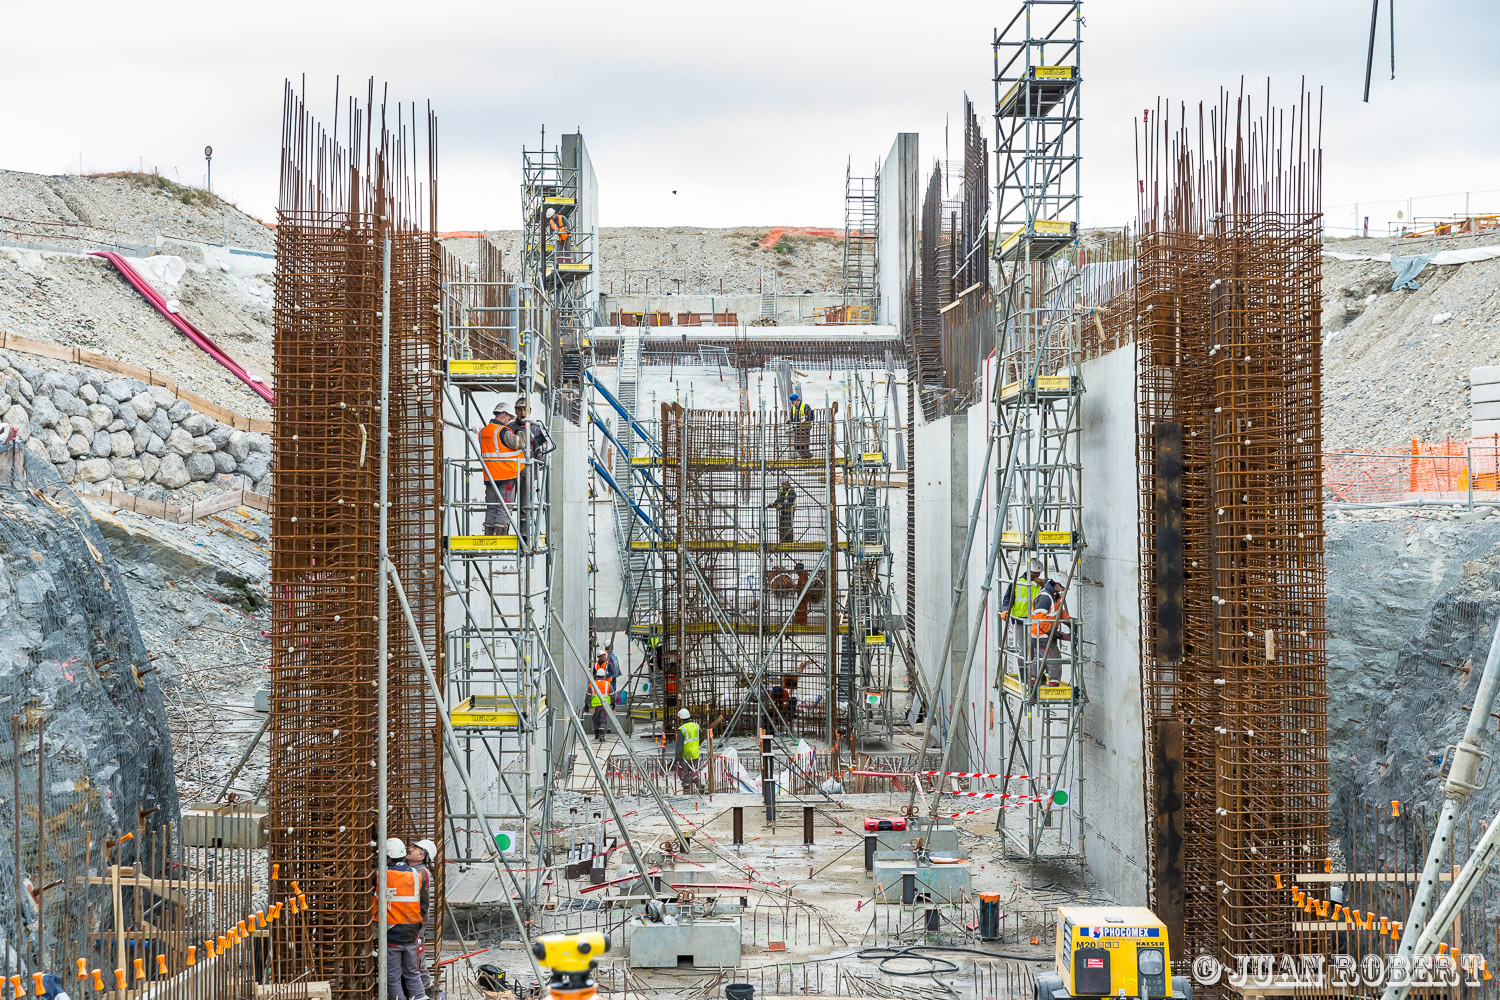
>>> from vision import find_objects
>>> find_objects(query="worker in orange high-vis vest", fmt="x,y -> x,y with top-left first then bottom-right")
589,664 -> 613,741
375,838 -> 429,1000
547,209 -> 570,249
478,405 -> 524,536
1028,586 -> 1072,687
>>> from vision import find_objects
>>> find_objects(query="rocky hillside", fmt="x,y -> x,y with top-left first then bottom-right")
1323,232 -> 1500,450
0,169 -> 273,252
0,169 -> 275,420
0,448 -> 181,966
1326,507 -> 1500,841
446,226 -> 846,295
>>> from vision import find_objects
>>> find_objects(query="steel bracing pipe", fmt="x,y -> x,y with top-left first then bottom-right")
386,561 -> 545,983
376,232 -> 391,1000
1381,613 -> 1500,1000
584,368 -> 660,455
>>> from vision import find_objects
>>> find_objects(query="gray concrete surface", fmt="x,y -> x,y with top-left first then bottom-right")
627,916 -> 742,968
1077,345 -> 1147,903
876,134 -> 918,332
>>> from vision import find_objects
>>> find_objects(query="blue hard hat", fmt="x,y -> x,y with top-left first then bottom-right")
789,393 -> 800,401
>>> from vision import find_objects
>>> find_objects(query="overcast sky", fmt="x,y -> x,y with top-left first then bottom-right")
3,0 -> 1495,237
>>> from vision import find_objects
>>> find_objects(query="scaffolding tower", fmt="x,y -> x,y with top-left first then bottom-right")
439,241 -> 554,900
842,160 -> 879,319
522,131 -> 595,389
840,372 -> 899,744
595,388 -> 903,747
991,0 -> 1086,862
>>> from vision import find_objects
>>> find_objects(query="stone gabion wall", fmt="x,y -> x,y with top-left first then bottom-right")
0,351 -> 271,499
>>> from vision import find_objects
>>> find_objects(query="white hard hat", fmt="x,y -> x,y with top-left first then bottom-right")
415,839 -> 438,861
385,837 -> 406,859
677,708 -> 691,721
1029,559 -> 1043,574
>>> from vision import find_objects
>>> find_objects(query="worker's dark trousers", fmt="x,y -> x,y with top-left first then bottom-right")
792,426 -> 810,457
778,510 -> 793,543
593,704 -> 607,739
483,478 -> 516,533
387,941 -> 424,999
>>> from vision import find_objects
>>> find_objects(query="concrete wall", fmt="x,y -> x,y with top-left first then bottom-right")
1077,345 -> 1146,903
552,414 -> 593,692
562,132 -> 600,316
876,134 -> 918,332
913,408 -> 978,768
907,347 -> 1145,903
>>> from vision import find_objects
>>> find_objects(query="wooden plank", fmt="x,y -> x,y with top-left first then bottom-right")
86,487 -> 270,525
184,491 -> 253,521
1295,871 -> 1455,883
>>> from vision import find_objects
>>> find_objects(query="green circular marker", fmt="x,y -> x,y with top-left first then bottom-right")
494,831 -> 514,851
1052,789 -> 1070,806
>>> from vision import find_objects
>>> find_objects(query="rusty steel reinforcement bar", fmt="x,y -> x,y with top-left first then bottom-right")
1136,84 -> 1328,977
270,79 -> 444,1000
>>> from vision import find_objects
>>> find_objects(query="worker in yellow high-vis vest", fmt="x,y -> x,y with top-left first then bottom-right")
674,708 -> 703,793
1000,559 -> 1045,679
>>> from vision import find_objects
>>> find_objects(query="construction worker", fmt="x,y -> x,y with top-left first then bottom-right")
406,839 -> 438,997
478,405 -> 523,535
674,708 -> 703,793
375,837 -> 429,1000
1029,585 -> 1072,686
589,664 -> 612,741
603,644 -> 621,692
1001,560 -> 1044,677
546,208 -> 570,252
788,392 -> 814,458
512,398 -> 551,541
767,474 -> 796,544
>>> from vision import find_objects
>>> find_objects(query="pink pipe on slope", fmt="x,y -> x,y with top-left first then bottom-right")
90,250 -> 275,404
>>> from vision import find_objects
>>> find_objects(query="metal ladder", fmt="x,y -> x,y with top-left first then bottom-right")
759,269 -> 778,322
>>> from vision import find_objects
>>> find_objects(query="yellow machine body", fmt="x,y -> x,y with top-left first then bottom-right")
532,931 -> 610,974
1053,906 -> 1173,998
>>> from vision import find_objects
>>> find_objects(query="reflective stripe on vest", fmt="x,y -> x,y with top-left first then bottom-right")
375,867 -> 422,926
679,721 -> 700,760
1009,580 -> 1040,619
1030,603 -> 1058,638
479,423 -> 524,482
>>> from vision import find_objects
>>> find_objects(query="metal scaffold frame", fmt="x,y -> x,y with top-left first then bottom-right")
842,160 -> 879,319
840,372 -> 899,745
991,0 -> 1086,863
439,236 -> 555,909
522,131 -> 595,392
586,358 -> 904,750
